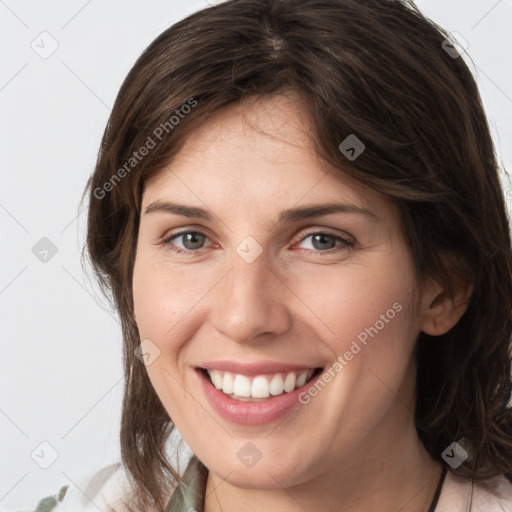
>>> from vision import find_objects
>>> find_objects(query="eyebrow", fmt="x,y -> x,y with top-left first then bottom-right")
144,200 -> 377,222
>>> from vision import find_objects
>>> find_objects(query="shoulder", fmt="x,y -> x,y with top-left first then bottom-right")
36,463 -> 140,512
472,474 -> 512,511
437,470 -> 512,512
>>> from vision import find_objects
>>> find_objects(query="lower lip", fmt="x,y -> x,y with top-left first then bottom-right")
196,369 -> 321,425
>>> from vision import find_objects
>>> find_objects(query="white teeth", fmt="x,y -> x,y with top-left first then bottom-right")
283,372 -> 296,392
205,368 -> 317,400
251,376 -> 270,398
209,370 -> 223,389
269,374 -> 284,396
295,369 -> 308,388
222,372 -> 234,395
233,374 -> 251,397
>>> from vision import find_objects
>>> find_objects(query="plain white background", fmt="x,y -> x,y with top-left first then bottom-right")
1,1 -> 511,510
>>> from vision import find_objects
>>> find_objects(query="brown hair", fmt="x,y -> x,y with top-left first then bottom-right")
83,0 -> 512,509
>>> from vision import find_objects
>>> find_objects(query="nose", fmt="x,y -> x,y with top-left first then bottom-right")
210,252 -> 292,344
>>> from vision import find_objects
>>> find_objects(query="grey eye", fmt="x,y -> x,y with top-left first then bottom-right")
173,232 -> 208,250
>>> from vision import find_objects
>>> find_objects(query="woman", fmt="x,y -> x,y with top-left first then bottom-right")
42,0 -> 512,510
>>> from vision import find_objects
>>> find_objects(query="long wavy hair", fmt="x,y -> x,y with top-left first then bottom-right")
83,0 -> 512,509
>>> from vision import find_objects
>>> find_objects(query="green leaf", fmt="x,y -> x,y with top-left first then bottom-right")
57,485 -> 68,502
35,496 -> 58,512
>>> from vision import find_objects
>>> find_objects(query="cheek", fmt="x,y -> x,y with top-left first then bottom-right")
132,253 -> 204,347
132,254 -> 199,421
290,253 -> 417,356
289,256 -> 419,444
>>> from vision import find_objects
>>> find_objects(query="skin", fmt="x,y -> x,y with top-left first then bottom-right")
132,93 -> 471,512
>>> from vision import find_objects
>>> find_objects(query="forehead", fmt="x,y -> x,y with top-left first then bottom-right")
142,94 -> 394,218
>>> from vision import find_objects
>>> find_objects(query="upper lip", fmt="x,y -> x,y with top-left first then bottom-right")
198,360 -> 322,376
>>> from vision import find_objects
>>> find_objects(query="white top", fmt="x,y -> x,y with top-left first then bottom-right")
51,463 -> 512,512
438,470 -> 512,511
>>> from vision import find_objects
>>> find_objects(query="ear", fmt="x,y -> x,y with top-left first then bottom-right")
420,276 -> 474,336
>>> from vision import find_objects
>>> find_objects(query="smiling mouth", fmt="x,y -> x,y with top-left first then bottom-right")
199,367 -> 323,401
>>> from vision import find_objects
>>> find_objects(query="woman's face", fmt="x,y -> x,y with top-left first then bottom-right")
132,94 -> 430,489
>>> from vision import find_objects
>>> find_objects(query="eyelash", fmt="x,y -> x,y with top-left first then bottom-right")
161,229 -> 355,256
